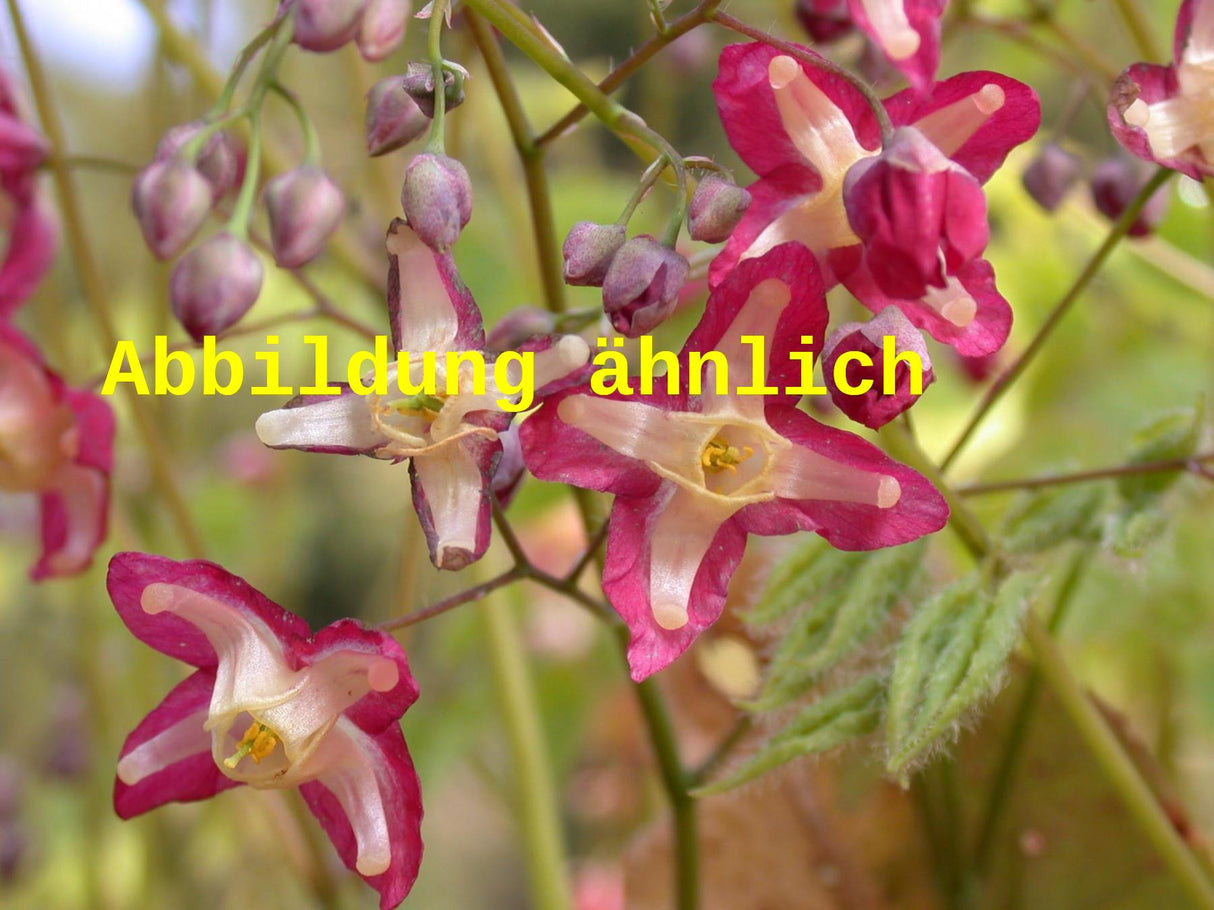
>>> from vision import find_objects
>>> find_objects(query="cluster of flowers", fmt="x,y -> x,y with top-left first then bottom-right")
3,1 -> 1208,907
0,69 -> 113,582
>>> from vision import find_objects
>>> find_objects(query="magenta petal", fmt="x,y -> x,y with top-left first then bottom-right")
713,42 -> 881,179
762,404 -> 948,548
887,71 -> 1041,183
33,464 -> 107,581
1175,0 -> 1201,61
1106,62 -> 1210,180
840,255 -> 1012,357
386,218 -> 485,354
113,669 -> 239,819
304,619 -> 420,733
519,386 -> 668,499
107,553 -> 311,667
602,492 -> 748,682
300,724 -> 424,910
0,199 -> 57,318
686,242 -> 829,394
847,0 -> 945,93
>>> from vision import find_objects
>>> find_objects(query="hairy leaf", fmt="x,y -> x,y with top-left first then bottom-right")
1117,398 -> 1204,508
1000,483 -> 1106,555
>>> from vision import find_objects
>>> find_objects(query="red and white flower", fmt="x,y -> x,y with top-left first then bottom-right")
0,325 -> 112,580
255,219 -> 589,570
1109,0 -> 1214,179
520,245 -> 948,681
847,0 -> 946,93
711,42 -> 1040,356
109,553 -> 423,909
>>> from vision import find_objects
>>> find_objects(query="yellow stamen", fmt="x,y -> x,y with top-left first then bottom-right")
223,721 -> 279,769
701,436 -> 754,475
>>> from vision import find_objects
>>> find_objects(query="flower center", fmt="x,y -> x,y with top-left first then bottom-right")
701,436 -> 754,475
223,721 -> 280,769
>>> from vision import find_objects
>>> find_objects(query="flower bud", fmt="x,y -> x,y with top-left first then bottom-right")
400,61 -> 466,118
844,127 -> 988,300
562,222 -> 625,287
169,232 -> 263,341
130,159 -> 214,260
795,0 -> 854,43
292,0 -> 367,53
264,166 -> 345,268
400,153 -> 472,251
486,305 -> 557,352
1021,143 -> 1082,212
1090,157 -> 1170,238
822,306 -> 935,429
601,236 -> 689,337
155,121 -> 239,199
491,424 -> 526,506
365,76 -> 429,156
357,0 -> 410,61
687,174 -> 751,243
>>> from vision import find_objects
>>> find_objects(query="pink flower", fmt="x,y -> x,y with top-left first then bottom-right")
711,42 -> 1039,356
0,326 -> 112,580
1109,0 -> 1214,180
843,126 -> 989,300
108,553 -> 422,909
847,0 -> 946,92
520,244 -> 948,680
822,305 -> 935,429
0,68 -> 57,320
255,219 -> 590,570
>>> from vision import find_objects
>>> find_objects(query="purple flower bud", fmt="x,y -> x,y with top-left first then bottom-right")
401,153 -> 472,251
365,76 -> 429,157
1021,143 -> 1083,212
264,166 -> 345,268
822,306 -> 935,429
562,222 -> 626,287
486,305 -> 558,352
400,61 -> 466,119
292,0 -> 367,53
601,236 -> 689,338
844,127 -> 988,300
687,174 -> 751,243
795,0 -> 854,43
155,121 -> 239,199
1090,157 -> 1170,238
491,424 -> 526,506
357,0 -> 410,61
131,159 -> 213,260
169,232 -> 263,342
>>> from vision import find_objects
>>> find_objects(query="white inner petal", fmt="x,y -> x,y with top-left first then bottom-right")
913,84 -> 1006,158
646,487 -> 737,630
700,278 -> 791,422
116,706 -> 210,786
255,394 -> 384,452
387,222 -> 461,352
859,0 -> 921,60
769,444 -> 900,508
920,276 -> 978,327
411,444 -> 484,566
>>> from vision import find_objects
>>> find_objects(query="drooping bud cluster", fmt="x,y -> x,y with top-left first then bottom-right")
154,120 -> 240,198
401,152 -> 472,250
291,0 -> 411,61
486,305 -> 558,352
561,222 -> 626,287
686,174 -> 751,243
365,75 -> 429,156
601,235 -> 690,337
169,232 -> 264,341
131,159 -> 213,260
264,166 -> 345,268
1021,143 -> 1083,213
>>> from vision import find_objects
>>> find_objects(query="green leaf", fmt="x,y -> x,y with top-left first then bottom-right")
1106,506 -> 1170,558
750,541 -> 925,710
886,572 -> 1035,779
744,540 -> 861,627
1117,398 -> 1204,508
1000,483 -> 1106,555
694,674 -> 885,795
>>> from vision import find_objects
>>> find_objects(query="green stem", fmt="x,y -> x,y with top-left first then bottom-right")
269,81 -> 322,165
624,627 -> 699,910
485,595 -> 573,910
210,12 -> 283,115
465,8 -> 566,313
1112,0 -> 1162,62
425,0 -> 450,153
959,452 -> 1214,496
940,168 -> 1173,472
617,154 -> 670,226
6,0 -> 205,557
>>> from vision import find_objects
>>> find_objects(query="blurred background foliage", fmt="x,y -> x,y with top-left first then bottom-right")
0,0 -> 1210,907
